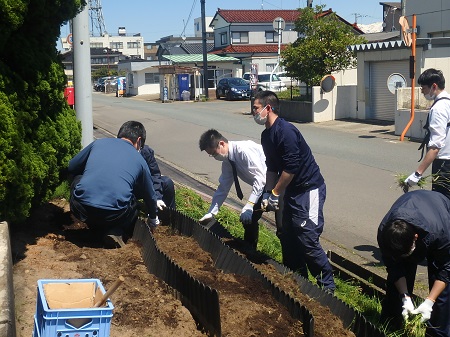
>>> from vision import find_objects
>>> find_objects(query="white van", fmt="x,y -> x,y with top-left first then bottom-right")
243,72 -> 287,92
276,72 -> 298,87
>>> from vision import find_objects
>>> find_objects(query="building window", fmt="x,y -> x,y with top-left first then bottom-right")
145,73 -> 160,84
231,32 -> 248,44
90,42 -> 103,48
127,41 -> 140,48
266,64 -> 277,72
220,32 -> 228,45
110,42 -> 123,49
265,31 -> 279,43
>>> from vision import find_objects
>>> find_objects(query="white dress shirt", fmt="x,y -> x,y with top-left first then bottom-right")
428,91 -> 450,159
208,140 -> 266,215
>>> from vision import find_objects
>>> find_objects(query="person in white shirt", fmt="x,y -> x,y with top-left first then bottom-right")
198,129 -> 267,249
405,68 -> 450,199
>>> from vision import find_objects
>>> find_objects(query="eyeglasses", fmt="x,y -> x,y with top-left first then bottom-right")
208,143 -> 220,157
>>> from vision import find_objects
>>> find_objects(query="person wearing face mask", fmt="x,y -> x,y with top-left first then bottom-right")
378,190 -> 450,336
68,121 -> 158,249
252,90 -> 335,293
198,129 -> 267,249
404,69 -> 450,198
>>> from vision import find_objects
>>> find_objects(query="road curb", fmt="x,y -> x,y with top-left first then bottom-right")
0,221 -> 16,337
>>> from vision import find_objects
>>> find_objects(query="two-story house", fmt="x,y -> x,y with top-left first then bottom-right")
209,8 -> 363,76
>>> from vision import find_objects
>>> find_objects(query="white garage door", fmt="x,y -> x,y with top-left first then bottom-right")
369,61 -> 410,121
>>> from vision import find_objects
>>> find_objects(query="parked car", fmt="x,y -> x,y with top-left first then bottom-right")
99,76 -> 119,93
215,77 -> 252,100
243,72 -> 287,92
93,76 -> 113,92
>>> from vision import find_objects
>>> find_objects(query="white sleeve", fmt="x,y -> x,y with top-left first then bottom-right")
234,142 -> 266,204
208,162 -> 233,215
428,100 -> 450,149
246,153 -> 266,204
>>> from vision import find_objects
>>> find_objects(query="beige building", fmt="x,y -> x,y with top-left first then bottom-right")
61,27 -> 144,59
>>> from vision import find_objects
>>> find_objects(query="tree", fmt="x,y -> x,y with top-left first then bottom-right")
0,0 -> 85,223
281,5 -> 366,87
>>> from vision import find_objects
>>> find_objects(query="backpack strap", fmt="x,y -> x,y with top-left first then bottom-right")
418,97 -> 450,161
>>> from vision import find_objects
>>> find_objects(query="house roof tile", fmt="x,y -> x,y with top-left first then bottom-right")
211,8 -> 364,34
214,9 -> 301,23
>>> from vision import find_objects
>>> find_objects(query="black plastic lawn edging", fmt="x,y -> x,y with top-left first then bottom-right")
167,209 -> 388,337
133,213 -> 314,337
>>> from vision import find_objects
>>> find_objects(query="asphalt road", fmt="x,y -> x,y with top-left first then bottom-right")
91,92 -> 429,281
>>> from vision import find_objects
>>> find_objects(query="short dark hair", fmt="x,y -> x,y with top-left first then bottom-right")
117,121 -> 146,147
381,219 -> 416,258
199,129 -> 228,151
253,90 -> 280,114
418,68 -> 445,90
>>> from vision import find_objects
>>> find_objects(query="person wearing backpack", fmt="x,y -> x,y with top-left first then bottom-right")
404,68 -> 450,199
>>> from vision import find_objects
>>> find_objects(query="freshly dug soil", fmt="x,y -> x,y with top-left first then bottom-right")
12,199 -> 354,337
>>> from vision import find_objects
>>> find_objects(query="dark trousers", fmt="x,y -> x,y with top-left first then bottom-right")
278,183 -> 335,291
381,260 -> 450,336
160,176 -> 176,209
69,175 -> 138,239
432,159 -> 450,200
243,195 -> 264,249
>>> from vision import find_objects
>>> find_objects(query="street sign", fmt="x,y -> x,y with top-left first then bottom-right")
273,17 -> 285,31
66,33 -> 73,45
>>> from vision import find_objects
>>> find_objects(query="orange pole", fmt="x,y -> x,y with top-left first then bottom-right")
400,14 -> 417,141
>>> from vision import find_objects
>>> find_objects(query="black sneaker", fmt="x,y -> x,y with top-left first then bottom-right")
103,234 -> 126,249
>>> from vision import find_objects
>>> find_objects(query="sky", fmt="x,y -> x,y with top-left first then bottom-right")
60,0 -> 385,45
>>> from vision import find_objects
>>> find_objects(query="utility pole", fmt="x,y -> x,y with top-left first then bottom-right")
201,0 -> 208,98
73,3 -> 93,147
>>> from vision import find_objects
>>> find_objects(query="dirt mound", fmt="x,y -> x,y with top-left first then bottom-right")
12,199 -> 353,337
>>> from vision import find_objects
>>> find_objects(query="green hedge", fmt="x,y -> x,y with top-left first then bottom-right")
0,0 -> 86,223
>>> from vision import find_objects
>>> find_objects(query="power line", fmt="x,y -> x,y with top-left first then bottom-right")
181,0 -> 198,38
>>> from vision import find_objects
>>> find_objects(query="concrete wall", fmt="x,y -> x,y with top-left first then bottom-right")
310,67 -> 358,122
395,87 -> 430,140
311,85 -> 357,122
405,0 -> 450,39
420,47 -> 450,79
395,109 -> 428,140
279,100 -> 313,123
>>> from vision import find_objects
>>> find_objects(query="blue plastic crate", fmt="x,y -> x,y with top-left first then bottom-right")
33,279 -> 114,337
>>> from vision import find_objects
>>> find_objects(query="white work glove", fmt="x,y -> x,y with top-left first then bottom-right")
199,213 -> 214,226
261,191 -> 271,211
239,203 -> 254,225
147,216 -> 159,233
404,172 -> 422,192
401,295 -> 415,321
156,200 -> 167,210
412,298 -> 434,322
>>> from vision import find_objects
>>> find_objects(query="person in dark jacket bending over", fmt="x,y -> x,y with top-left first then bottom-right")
140,145 -> 176,216
252,90 -> 335,292
378,190 -> 450,336
69,121 -> 158,248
